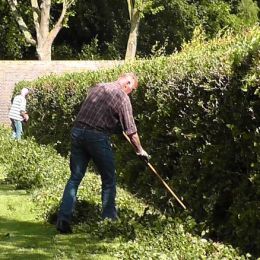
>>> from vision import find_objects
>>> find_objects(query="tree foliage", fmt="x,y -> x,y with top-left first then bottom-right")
0,1 -> 31,59
1,0 -> 259,59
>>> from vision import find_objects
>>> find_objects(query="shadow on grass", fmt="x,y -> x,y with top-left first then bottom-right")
0,216 -> 56,260
0,214 -> 118,260
0,184 -> 116,259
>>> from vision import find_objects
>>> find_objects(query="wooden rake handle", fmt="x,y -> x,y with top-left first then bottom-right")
123,132 -> 187,210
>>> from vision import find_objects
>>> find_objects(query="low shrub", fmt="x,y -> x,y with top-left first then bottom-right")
0,127 -> 70,190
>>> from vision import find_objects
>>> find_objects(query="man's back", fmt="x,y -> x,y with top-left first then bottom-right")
75,82 -> 136,135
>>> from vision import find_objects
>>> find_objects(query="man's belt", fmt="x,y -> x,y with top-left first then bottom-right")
73,121 -> 107,134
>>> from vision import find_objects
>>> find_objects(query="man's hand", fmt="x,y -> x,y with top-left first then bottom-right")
20,111 -> 29,122
136,149 -> 151,162
23,113 -> 29,122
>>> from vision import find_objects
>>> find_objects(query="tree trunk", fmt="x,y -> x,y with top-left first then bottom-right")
36,42 -> 52,60
125,9 -> 140,60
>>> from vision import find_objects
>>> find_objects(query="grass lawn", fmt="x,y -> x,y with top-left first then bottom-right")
0,184 -> 115,260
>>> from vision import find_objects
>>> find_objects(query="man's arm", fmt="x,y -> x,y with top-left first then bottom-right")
127,132 -> 150,161
118,96 -> 150,160
127,132 -> 143,153
20,110 -> 29,122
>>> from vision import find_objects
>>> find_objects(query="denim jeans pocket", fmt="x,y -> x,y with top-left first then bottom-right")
71,127 -> 84,142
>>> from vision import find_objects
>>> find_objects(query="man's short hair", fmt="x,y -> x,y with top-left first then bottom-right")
119,72 -> 138,83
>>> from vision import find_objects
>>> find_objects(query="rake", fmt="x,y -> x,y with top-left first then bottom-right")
123,132 -> 187,210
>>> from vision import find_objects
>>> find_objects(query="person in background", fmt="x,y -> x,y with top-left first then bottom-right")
56,72 -> 150,234
8,88 -> 30,140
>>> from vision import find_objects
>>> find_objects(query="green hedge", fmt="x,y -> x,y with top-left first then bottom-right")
15,27 -> 260,256
0,127 -> 70,190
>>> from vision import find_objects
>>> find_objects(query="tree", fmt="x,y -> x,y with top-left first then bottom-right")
125,0 -> 163,60
7,0 -> 75,60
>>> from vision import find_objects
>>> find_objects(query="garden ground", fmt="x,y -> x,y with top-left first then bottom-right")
0,183 -> 114,260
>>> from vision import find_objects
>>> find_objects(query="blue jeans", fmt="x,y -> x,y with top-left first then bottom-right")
58,127 -> 117,223
11,119 -> 23,140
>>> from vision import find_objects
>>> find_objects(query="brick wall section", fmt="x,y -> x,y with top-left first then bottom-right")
0,60 -> 123,125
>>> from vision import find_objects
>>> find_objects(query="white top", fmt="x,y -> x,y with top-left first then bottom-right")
9,95 -> 27,121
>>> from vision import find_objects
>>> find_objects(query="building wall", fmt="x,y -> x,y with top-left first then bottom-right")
0,60 -> 123,125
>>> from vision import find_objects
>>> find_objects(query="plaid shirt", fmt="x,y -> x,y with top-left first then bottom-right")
75,82 -> 137,135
